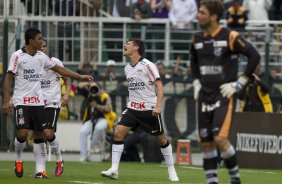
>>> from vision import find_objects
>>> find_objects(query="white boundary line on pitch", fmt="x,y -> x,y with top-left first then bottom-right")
68,181 -> 104,184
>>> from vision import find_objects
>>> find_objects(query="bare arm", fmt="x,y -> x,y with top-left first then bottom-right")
52,65 -> 93,81
61,77 -> 71,106
96,95 -> 112,113
3,73 -> 14,114
152,79 -> 163,116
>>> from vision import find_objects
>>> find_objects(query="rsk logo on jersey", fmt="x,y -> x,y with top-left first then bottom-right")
41,80 -> 51,88
23,96 -> 40,104
131,102 -> 146,109
23,69 -> 42,82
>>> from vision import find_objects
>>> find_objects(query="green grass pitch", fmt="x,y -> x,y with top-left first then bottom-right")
0,161 -> 282,184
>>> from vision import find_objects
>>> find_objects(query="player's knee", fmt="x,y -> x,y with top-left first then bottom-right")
17,130 -> 29,140
113,129 -> 126,140
213,136 -> 230,150
44,129 -> 55,140
201,142 -> 216,152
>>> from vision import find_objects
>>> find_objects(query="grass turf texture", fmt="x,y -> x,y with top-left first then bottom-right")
0,161 -> 282,184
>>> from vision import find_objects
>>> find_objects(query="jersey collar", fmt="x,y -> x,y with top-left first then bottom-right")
130,56 -> 144,67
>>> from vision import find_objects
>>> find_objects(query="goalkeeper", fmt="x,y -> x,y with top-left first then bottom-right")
190,0 -> 260,183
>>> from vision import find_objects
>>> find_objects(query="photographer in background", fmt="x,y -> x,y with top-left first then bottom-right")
77,81 -> 116,161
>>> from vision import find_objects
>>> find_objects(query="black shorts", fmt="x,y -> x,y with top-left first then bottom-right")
197,95 -> 236,142
15,105 -> 45,131
118,108 -> 164,135
43,107 -> 61,132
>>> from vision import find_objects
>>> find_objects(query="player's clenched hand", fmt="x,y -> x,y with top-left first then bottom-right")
80,75 -> 93,82
61,94 -> 70,106
3,101 -> 12,115
152,106 -> 161,116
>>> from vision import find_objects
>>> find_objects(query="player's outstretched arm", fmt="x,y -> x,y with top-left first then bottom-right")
52,65 -> 93,82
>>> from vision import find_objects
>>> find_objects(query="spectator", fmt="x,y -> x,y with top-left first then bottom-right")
131,0 -> 152,20
151,0 -> 171,18
109,0 -> 130,17
169,0 -> 197,60
242,0 -> 272,26
156,62 -> 171,79
101,59 -> 121,80
168,0 -> 197,29
238,64 -> 273,112
78,82 -> 116,161
226,0 -> 248,31
77,55 -> 99,77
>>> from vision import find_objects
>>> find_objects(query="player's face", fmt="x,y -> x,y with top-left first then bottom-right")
197,5 -> 212,30
31,33 -> 43,50
123,41 -> 136,56
41,41 -> 47,54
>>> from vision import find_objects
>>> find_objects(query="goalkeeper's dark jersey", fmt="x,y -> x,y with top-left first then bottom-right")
190,26 -> 260,103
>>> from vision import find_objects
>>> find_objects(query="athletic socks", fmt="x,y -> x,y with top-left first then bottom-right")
33,139 -> 46,173
160,142 -> 175,173
203,149 -> 218,184
111,141 -> 124,172
14,137 -> 26,162
221,146 -> 241,184
48,135 -> 63,162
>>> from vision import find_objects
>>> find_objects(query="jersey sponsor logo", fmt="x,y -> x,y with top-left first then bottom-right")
200,65 -> 223,75
213,47 -> 222,56
23,69 -> 42,81
23,96 -> 40,104
41,80 -> 51,88
213,40 -> 227,47
146,64 -> 156,79
201,100 -> 220,112
127,78 -> 145,90
195,42 -> 203,49
130,102 -> 146,109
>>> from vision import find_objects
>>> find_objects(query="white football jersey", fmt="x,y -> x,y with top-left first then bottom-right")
124,58 -> 160,111
8,48 -> 56,106
42,57 -> 64,108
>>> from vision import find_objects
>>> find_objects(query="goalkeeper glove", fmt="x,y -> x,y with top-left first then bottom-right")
220,76 -> 248,98
193,79 -> 201,100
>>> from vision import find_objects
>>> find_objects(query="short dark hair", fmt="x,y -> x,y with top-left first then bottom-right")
129,38 -> 145,56
25,28 -> 41,45
200,0 -> 225,22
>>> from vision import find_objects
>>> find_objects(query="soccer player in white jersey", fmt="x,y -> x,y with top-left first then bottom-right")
33,39 -> 71,177
101,38 -> 179,182
2,28 -> 93,178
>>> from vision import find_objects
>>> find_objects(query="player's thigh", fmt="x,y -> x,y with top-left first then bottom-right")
43,107 -> 60,131
138,111 -> 164,135
31,106 -> 46,132
197,105 -> 214,142
213,97 -> 236,138
14,105 -> 33,130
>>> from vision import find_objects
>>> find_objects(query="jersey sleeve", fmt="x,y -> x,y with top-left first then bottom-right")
230,32 -> 260,78
190,36 -> 200,80
43,53 -> 56,71
52,57 -> 64,77
7,52 -> 19,74
146,62 -> 160,82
